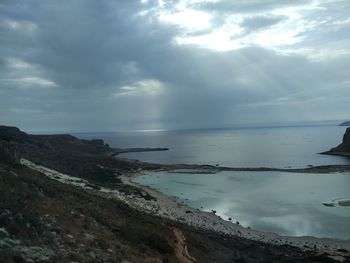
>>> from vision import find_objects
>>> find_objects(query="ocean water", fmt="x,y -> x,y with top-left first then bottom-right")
76,125 -> 350,168
134,171 -> 350,239
76,125 -> 350,239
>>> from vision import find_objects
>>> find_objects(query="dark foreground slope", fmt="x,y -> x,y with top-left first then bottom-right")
0,126 -> 160,181
0,125 -> 163,198
1,125 -> 349,262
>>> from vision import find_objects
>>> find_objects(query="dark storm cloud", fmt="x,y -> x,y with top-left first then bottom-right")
0,1 -> 168,89
240,15 -> 287,31
0,0 -> 349,131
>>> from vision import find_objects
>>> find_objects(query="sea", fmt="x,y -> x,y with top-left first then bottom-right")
76,125 -> 350,239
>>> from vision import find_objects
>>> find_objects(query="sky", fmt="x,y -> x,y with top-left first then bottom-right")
0,0 -> 349,132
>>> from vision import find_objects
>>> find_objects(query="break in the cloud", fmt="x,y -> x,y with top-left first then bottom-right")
0,0 -> 349,132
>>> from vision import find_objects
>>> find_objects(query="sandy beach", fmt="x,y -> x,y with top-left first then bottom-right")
121,172 -> 350,251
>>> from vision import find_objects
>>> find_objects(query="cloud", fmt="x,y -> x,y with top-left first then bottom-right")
240,15 -> 287,31
0,77 -> 57,89
113,79 -> 165,97
151,0 -> 350,57
0,0 -> 349,132
192,0 -> 311,14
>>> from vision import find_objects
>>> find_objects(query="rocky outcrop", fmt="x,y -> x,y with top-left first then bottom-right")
0,140 -> 20,164
0,125 -> 28,141
0,126 -> 26,164
323,127 -> 350,156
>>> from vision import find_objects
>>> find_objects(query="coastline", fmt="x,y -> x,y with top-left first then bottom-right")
109,147 -> 169,156
120,170 -> 350,254
20,158 -> 350,256
111,148 -> 350,174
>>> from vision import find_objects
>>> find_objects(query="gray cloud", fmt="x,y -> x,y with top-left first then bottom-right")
240,15 -> 287,31
0,0 -> 349,132
192,0 -> 310,14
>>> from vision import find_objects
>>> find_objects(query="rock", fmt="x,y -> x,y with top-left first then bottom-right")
338,200 -> 350,207
90,139 -> 105,146
323,202 -> 335,207
323,128 -> 350,156
0,126 -> 27,141
0,238 -> 21,249
84,233 -> 95,241
0,140 -> 20,164
14,246 -> 55,262
0,227 -> 9,238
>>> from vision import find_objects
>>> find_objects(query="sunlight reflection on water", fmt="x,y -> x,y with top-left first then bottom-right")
134,171 -> 350,239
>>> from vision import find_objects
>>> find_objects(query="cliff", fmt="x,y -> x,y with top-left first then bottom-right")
0,126 -> 24,164
0,126 -> 28,141
322,127 -> 350,156
0,140 -> 20,164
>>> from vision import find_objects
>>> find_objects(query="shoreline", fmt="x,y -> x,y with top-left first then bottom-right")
107,148 -> 350,174
120,170 -> 350,254
109,147 -> 169,156
20,158 -> 350,257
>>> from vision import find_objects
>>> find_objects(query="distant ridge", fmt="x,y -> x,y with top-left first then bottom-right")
339,121 -> 350,126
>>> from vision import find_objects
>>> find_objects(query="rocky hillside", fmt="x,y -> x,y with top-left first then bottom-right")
323,127 -> 350,156
0,125 -> 161,197
0,140 -> 19,164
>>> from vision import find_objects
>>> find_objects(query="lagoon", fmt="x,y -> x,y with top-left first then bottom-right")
77,125 -> 350,239
134,171 -> 350,239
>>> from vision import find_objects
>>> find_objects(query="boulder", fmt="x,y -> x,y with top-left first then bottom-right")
14,246 -> 56,262
0,227 -> 9,238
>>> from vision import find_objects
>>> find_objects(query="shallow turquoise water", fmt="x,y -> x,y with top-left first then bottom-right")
134,171 -> 350,239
